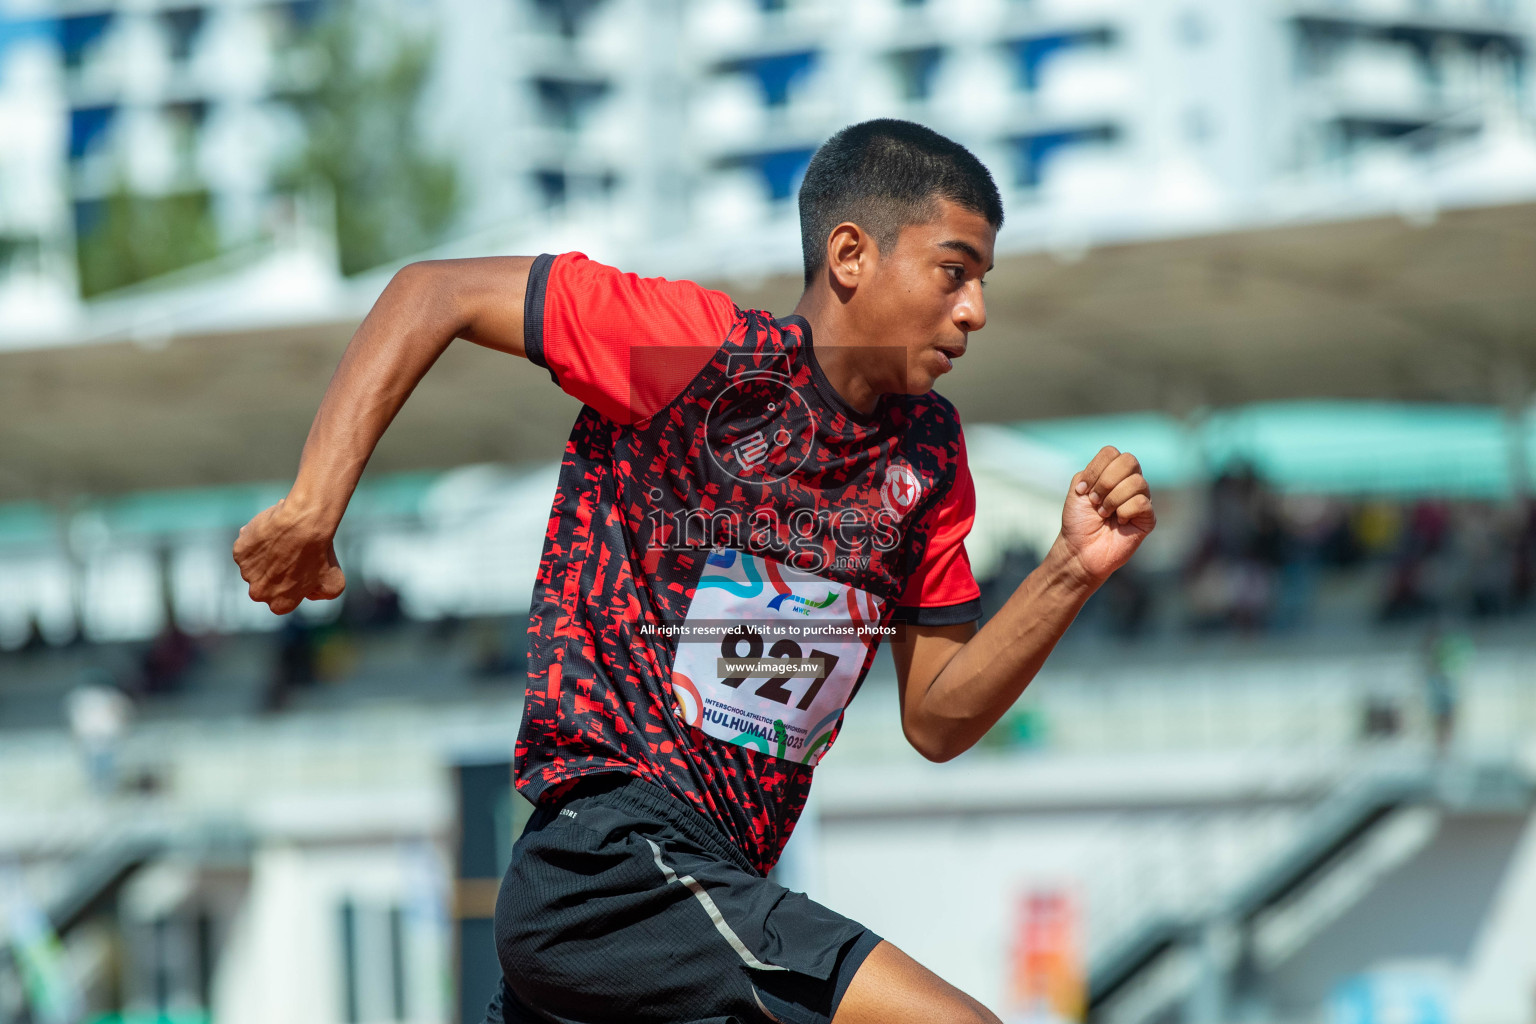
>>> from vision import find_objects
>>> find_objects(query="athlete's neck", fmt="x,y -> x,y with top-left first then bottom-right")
791,288 -> 888,416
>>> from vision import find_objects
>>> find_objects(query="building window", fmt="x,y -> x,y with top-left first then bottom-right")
533,77 -> 611,132
60,13 -> 115,72
339,899 -> 411,1024
0,238 -> 44,276
729,148 -> 816,202
1011,125 -> 1118,188
69,105 -> 119,161
286,0 -> 326,30
161,8 -> 207,64
727,51 -> 818,108
891,47 -> 944,102
532,0 -> 608,39
534,170 -> 568,208
1007,28 -> 1115,92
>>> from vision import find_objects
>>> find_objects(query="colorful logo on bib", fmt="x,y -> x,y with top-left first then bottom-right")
881,461 -> 922,520
766,589 -> 840,614
670,671 -> 703,727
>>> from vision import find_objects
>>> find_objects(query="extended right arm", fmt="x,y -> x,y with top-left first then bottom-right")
234,257 -> 535,614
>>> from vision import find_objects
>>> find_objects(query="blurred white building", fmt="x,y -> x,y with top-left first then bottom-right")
3,0 -> 1536,336
0,0 -> 341,333
437,0 -> 1536,278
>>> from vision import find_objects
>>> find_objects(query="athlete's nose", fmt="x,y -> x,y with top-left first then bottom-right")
954,280 -> 986,334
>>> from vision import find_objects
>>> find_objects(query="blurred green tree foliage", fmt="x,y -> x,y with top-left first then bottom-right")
75,186 -> 219,298
72,1 -> 459,296
281,1 -> 460,275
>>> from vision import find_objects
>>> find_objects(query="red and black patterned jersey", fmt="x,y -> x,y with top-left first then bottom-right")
514,252 -> 981,874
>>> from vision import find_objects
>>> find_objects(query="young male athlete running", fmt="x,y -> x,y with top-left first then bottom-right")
234,120 -> 1155,1023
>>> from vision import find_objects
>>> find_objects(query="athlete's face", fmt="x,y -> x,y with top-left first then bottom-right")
867,199 -> 994,394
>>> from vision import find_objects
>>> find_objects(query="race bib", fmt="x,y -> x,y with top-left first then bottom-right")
667,550 -> 885,765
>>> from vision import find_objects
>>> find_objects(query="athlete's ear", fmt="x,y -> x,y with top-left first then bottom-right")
825,222 -> 870,291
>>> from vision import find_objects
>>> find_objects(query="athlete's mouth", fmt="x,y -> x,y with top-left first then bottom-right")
935,344 -> 965,372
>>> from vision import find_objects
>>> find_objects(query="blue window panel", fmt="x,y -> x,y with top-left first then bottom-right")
741,147 -> 814,201
166,99 -> 210,124
287,0 -> 326,27
533,77 -> 610,130
1295,16 -> 1526,66
892,46 -> 944,101
60,12 -> 114,67
0,15 -> 57,62
1010,125 -> 1116,187
1007,28 -> 1113,91
532,0 -> 606,38
734,51 -> 817,107
69,104 -> 119,160
534,170 -> 567,207
161,8 -> 207,63
73,198 -> 106,236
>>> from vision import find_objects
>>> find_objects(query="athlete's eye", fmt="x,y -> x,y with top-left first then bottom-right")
943,265 -> 964,283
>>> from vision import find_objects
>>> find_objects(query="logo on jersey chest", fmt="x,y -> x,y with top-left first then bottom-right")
705,354 -> 817,484
880,461 -> 922,520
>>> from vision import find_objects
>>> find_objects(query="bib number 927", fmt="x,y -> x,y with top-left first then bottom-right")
719,628 -> 841,711
666,550 -> 884,764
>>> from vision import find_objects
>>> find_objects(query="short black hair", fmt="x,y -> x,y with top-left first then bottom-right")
797,119 -> 1004,286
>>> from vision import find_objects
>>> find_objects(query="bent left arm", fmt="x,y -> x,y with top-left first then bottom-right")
891,446 -> 1155,762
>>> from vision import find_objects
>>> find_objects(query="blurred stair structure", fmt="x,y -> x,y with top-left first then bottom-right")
1086,756 -> 1535,1024
39,821 -> 254,939
43,831 -> 167,940
0,821 -> 255,1024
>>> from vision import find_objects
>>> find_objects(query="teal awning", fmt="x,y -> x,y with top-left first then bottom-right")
0,502 -> 57,547
0,472 -> 440,548
2,401 -> 1531,551
1011,401 -> 1536,498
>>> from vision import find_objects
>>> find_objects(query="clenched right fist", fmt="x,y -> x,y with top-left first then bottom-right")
233,498 -> 346,615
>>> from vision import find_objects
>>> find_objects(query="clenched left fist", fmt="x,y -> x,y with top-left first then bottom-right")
1059,445 -> 1156,585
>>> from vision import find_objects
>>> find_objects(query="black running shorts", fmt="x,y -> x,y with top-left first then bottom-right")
483,774 -> 882,1024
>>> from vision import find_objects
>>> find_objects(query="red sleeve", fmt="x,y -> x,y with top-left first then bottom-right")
524,252 -> 736,424
892,429 -> 982,625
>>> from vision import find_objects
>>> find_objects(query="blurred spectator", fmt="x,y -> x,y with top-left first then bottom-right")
136,622 -> 198,697
1095,567 -> 1153,638
978,543 -> 1149,639
65,682 -> 133,793
265,618 -> 318,712
1423,625 -> 1473,757
20,615 -> 49,654
1381,501 -> 1453,621
1508,500 -> 1536,608
966,467 -> 1534,642
474,614 -> 530,680
1184,464 -> 1286,631
977,545 -> 1043,627
314,625 -> 360,681
1459,504 -> 1513,617
1165,464 -> 1534,635
1350,502 -> 1402,561
339,579 -> 404,630
1359,694 -> 1403,742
